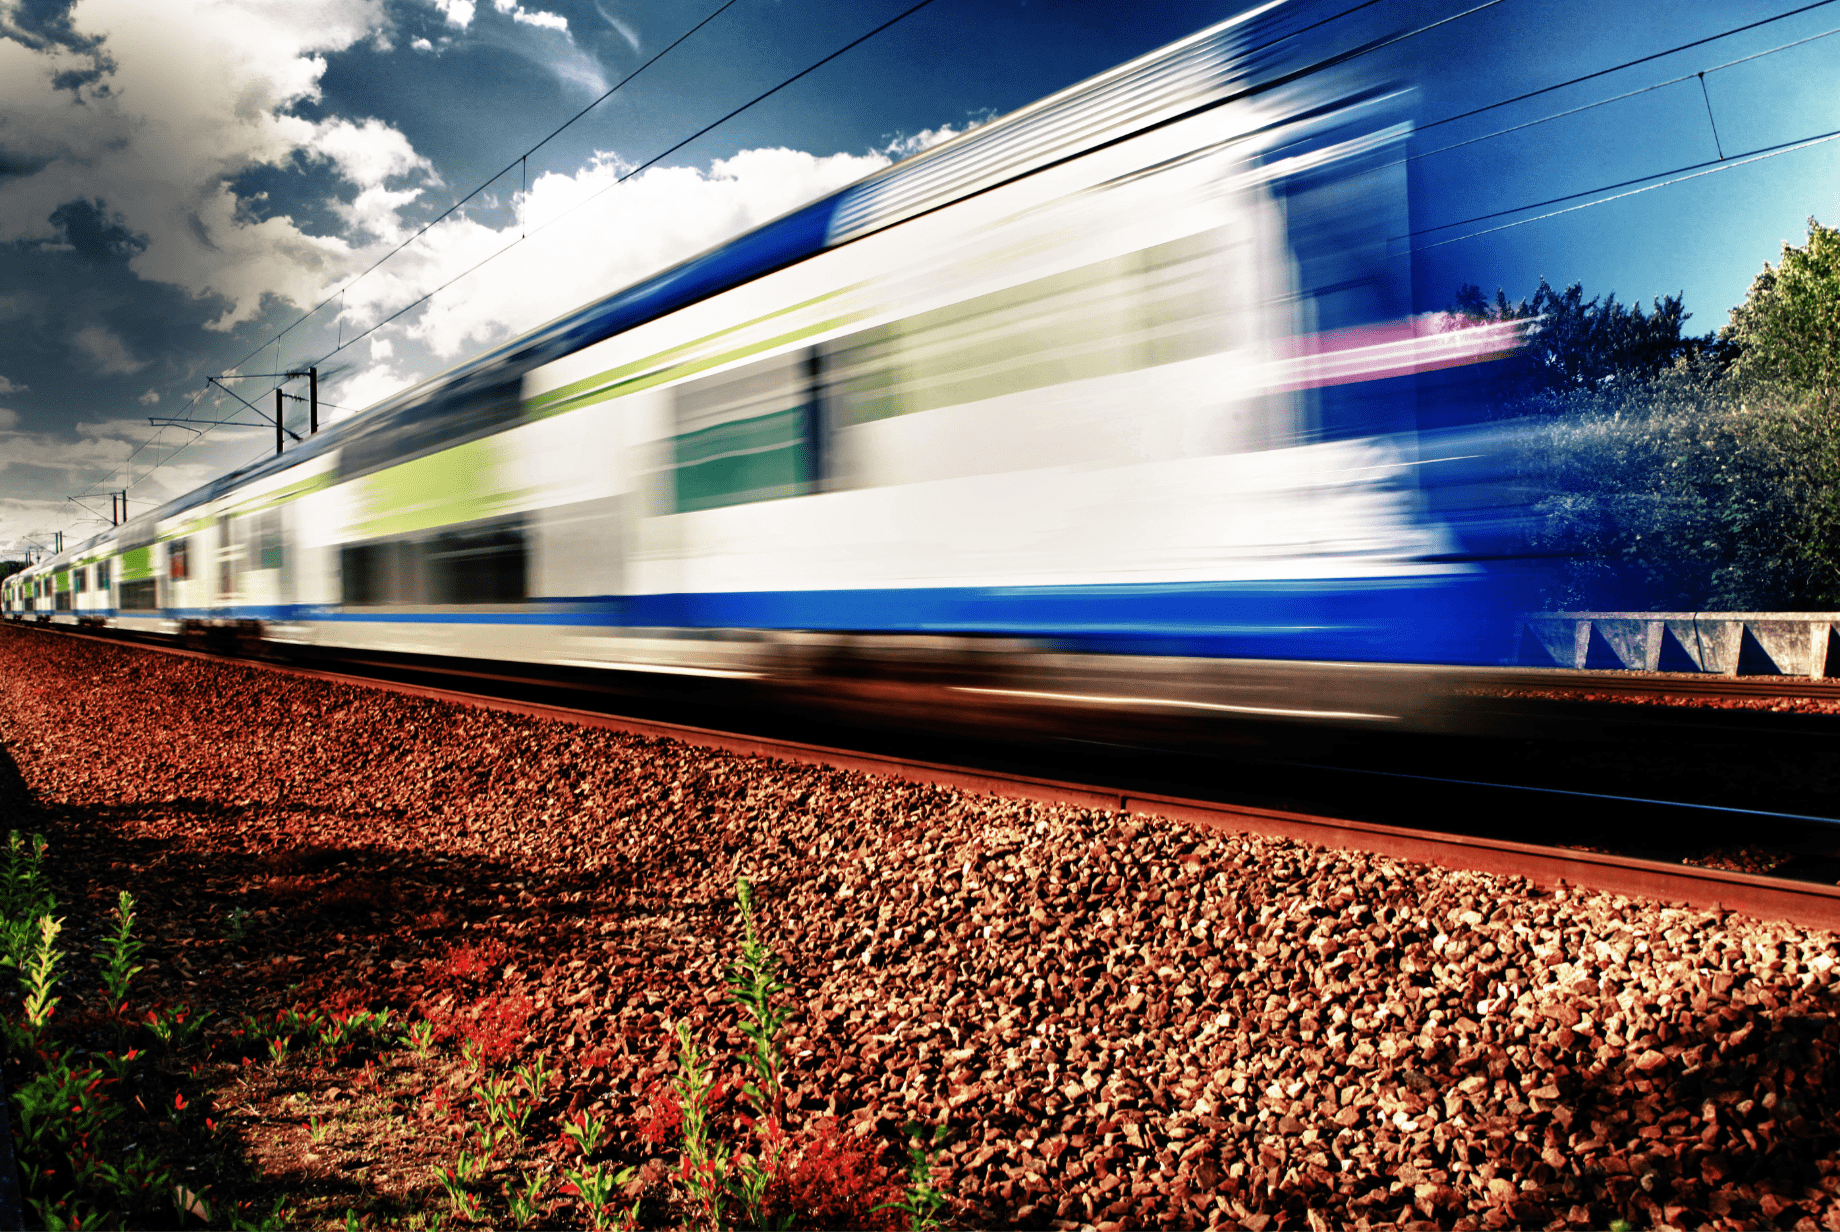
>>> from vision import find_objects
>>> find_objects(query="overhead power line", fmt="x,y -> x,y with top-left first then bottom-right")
1404,20 -> 1840,167
1412,124 -> 1840,250
1419,0 -> 1840,132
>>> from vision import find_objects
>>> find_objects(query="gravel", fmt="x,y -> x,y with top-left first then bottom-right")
3,624 -> 1839,1230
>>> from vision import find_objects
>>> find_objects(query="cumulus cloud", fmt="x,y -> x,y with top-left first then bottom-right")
324,145 -> 888,369
0,376 -> 25,395
429,0 -> 475,27
73,325 -> 146,374
882,115 -> 992,161
0,0 -> 431,331
137,388 -> 160,404
493,0 -> 568,34
0,408 -> 17,430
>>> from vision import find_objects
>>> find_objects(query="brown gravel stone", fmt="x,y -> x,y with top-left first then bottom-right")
4,626 -> 1840,1228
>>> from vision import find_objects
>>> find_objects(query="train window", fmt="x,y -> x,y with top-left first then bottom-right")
119,579 -> 158,611
258,509 -> 284,570
669,350 -> 817,513
217,515 -> 234,596
821,227 -> 1233,428
96,560 -> 111,591
340,515 -> 526,606
74,568 -> 86,594
169,538 -> 190,581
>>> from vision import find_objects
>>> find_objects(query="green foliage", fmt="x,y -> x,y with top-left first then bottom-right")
99,890 -> 144,1013
0,832 -> 55,972
1515,371 -> 1833,608
1725,217 -> 1840,408
670,1022 -> 730,1230
1450,277 -> 1721,403
873,1121 -> 952,1232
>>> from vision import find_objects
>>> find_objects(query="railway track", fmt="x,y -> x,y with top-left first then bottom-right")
16,622 -> 1840,931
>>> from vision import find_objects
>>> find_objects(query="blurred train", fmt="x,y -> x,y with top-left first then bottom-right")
4,10 -> 1533,742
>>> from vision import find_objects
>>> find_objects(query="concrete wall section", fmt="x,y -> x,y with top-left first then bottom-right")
1515,613 -> 1840,678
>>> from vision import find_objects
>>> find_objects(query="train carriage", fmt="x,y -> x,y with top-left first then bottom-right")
8,11 -> 1531,737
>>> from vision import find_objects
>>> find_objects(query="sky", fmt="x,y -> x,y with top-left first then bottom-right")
2,0 -> 1839,557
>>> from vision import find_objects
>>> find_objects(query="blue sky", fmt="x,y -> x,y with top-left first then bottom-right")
2,0 -> 1838,555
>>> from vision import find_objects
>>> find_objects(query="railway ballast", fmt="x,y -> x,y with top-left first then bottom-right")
2,626 -> 1838,1230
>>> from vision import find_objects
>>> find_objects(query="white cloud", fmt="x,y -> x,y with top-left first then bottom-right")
138,388 -> 160,405
493,0 -> 568,34
324,145 -> 889,368
0,0 -> 423,331
0,408 -> 17,430
0,375 -> 24,395
73,325 -> 147,374
882,118 -> 988,162
430,0 -> 475,27
412,37 -> 435,51
313,116 -> 435,191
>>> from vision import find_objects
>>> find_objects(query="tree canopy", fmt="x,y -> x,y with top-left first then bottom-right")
1447,277 -> 1718,404
1723,217 -> 1840,410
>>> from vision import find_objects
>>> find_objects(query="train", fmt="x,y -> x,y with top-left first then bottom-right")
3,10 -> 1534,743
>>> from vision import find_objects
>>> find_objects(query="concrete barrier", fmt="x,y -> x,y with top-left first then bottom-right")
1515,613 -> 1840,678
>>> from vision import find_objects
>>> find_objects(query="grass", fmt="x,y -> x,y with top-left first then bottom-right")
0,839 -> 952,1230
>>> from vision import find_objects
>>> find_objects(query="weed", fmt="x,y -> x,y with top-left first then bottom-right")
267,1035 -> 292,1064
22,913 -> 64,1031
432,1165 -> 483,1221
513,1052 -> 553,1101
0,831 -> 55,971
145,1003 -> 209,1050
561,1108 -> 609,1157
98,890 -> 144,1014
503,1172 -> 546,1228
403,1019 -> 436,1058
670,1022 -> 730,1230
562,1160 -> 638,1232
725,876 -> 794,1227
873,1121 -> 952,1232
308,1115 -> 330,1144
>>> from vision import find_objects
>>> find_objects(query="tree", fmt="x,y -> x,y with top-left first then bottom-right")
1448,278 -> 1719,408
1724,217 -> 1840,409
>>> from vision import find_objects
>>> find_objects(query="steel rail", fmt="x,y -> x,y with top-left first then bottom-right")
10,622 -> 1840,931
1470,666 -> 1840,701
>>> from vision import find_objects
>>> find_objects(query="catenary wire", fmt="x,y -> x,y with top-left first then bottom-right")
1417,0 -> 1840,132
1412,125 -> 1840,250
1402,21 -> 1840,167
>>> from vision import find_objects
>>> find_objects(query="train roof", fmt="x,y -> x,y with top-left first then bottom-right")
71,6 -> 1284,557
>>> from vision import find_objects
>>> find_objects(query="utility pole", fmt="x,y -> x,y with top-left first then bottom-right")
309,366 -> 319,434
276,388 -> 285,456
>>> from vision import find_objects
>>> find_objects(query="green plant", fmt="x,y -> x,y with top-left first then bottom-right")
562,1161 -> 637,1232
873,1121 -> 951,1231
145,1003 -> 209,1050
725,876 -> 793,1226
224,906 -> 253,942
670,1022 -> 730,1230
21,914 -> 64,1031
514,1052 -> 553,1100
403,1019 -> 436,1057
98,890 -> 144,1013
503,1172 -> 546,1228
309,1115 -> 330,1144
432,1165 -> 484,1221
727,877 -> 790,1127
0,831 -> 55,971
